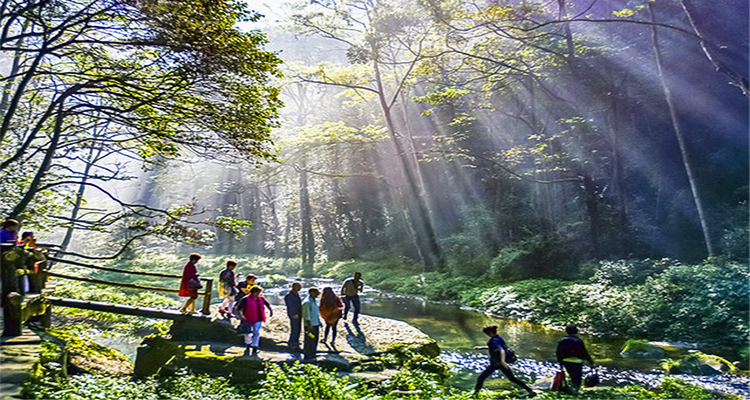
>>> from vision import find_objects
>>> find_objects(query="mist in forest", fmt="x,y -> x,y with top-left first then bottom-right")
72,0 -> 748,273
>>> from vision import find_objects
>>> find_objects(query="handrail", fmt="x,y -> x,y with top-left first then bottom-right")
46,271 -> 211,296
47,257 -> 183,279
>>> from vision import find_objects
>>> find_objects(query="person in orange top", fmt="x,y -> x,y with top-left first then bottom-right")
318,287 -> 344,343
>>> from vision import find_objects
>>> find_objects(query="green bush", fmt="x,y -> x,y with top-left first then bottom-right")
255,362 -> 365,400
24,370 -> 246,400
459,259 -> 749,358
592,259 -> 674,286
489,235 -> 579,280
441,233 -> 492,277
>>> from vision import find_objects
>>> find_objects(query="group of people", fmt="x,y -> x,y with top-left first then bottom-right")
1,218 -> 48,295
177,254 -> 364,359
475,324 -> 594,397
283,272 -> 363,359
178,255 -> 595,394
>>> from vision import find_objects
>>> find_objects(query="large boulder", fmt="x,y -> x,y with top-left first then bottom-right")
169,304 -> 437,355
670,352 -> 739,375
620,340 -> 667,359
138,306 -> 439,382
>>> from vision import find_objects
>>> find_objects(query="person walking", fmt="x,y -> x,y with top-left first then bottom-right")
474,325 -> 536,397
284,282 -> 303,351
301,287 -> 321,360
340,272 -> 363,325
178,253 -> 202,314
218,260 -> 237,317
319,287 -> 344,343
556,325 -> 595,394
237,286 -> 273,356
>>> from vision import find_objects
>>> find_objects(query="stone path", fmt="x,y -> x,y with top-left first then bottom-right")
0,311 -> 42,399
208,304 -> 438,355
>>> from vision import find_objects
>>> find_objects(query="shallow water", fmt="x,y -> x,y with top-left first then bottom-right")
93,278 -> 749,397
264,281 -> 750,397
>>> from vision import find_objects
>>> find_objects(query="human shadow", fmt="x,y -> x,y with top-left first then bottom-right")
343,321 -> 375,354
323,341 -> 340,354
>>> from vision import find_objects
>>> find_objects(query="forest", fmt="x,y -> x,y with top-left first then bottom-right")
0,0 -> 747,398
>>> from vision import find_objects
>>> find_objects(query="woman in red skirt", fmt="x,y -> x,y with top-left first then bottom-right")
178,253 -> 202,314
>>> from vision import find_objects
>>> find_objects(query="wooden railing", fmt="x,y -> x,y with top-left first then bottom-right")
45,256 -> 214,315
1,251 -> 213,337
1,247 -> 52,336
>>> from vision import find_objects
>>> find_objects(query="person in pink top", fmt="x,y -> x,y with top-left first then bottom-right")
237,285 -> 273,356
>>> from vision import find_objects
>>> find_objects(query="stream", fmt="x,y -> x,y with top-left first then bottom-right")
263,279 -> 749,398
93,278 -> 749,398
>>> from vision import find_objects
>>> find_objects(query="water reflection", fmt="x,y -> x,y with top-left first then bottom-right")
264,280 -> 749,397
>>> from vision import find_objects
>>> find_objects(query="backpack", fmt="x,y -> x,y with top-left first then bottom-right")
505,347 -> 518,363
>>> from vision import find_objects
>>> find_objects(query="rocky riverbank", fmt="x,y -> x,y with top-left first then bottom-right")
135,304 -> 439,382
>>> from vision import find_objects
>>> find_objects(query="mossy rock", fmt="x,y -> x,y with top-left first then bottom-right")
671,352 -> 739,375
43,329 -> 133,376
620,339 -> 667,359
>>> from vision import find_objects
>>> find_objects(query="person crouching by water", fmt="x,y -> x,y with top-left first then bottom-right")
340,272 -> 363,325
302,287 -> 321,360
218,260 -> 237,317
474,325 -> 536,398
319,287 -> 344,344
237,286 -> 273,356
556,325 -> 595,394
178,253 -> 202,314
284,282 -> 303,352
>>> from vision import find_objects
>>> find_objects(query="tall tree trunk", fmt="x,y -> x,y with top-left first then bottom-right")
266,184 -> 283,258
372,60 -> 443,271
299,159 -> 315,275
60,145 -> 103,251
11,99 -> 67,218
609,94 -> 629,254
557,0 -> 575,58
649,4 -> 714,258
0,20 -> 29,117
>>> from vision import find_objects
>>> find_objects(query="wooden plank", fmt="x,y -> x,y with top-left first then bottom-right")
45,272 -> 188,294
47,257 -> 183,279
46,297 -> 210,321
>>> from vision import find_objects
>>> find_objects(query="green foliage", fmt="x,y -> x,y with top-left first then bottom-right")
380,344 -> 454,385
461,259 -> 749,358
656,377 -> 729,399
317,257 -> 485,301
24,369 -> 246,400
489,235 -> 579,280
441,234 -> 492,277
256,362 -> 364,400
592,259 -> 674,286
45,329 -> 132,365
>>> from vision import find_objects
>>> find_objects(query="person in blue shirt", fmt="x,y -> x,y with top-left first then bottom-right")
284,282 -> 303,352
0,219 -> 19,250
301,287 -> 321,360
474,325 -> 536,397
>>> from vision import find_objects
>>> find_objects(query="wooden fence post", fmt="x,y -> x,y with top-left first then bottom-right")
201,277 -> 213,315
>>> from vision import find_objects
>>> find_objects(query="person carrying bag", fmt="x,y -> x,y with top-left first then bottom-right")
556,325 -> 595,394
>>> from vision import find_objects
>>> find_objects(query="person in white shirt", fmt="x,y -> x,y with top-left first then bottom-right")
340,272 -> 363,325
301,287 -> 321,360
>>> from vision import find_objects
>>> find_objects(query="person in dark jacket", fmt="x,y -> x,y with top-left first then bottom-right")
556,325 -> 595,393
474,325 -> 536,397
284,282 -> 303,351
